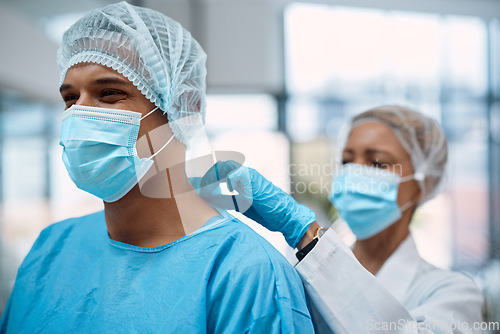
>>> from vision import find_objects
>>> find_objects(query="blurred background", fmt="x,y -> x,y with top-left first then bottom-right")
0,0 -> 499,329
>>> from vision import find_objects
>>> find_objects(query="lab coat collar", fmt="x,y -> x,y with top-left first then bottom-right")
375,234 -> 421,304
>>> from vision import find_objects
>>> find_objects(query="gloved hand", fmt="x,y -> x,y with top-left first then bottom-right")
199,160 -> 316,248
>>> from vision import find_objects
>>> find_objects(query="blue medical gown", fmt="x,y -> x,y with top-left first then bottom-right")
0,211 -> 313,333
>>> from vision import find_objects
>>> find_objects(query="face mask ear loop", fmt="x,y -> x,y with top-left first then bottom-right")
400,170 -> 426,183
148,133 -> 175,160
400,199 -> 416,213
140,106 -> 159,121
399,174 -> 415,183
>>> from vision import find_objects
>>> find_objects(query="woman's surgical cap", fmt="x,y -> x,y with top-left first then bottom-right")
57,1 -> 207,145
349,105 -> 448,204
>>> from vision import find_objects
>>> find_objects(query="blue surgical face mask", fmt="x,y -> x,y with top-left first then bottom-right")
59,105 -> 174,202
329,163 -> 417,240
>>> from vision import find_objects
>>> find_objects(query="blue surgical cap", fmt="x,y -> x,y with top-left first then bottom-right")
57,1 -> 207,145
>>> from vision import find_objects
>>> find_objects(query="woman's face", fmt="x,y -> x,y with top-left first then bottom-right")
342,121 -> 421,206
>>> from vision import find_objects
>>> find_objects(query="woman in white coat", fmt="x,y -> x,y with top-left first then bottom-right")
201,105 -> 484,333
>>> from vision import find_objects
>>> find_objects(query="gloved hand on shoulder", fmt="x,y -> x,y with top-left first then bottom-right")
199,160 -> 316,248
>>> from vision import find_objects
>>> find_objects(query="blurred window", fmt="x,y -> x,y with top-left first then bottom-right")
205,94 -> 296,260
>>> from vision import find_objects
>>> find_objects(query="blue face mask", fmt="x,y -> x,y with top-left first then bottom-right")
330,163 -> 417,240
59,105 -> 174,203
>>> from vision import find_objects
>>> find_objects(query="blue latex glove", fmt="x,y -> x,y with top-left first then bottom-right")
199,160 -> 316,248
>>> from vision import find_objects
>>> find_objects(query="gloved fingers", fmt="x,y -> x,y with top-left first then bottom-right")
199,189 -> 252,212
198,176 -> 222,199
226,166 -> 253,198
204,193 -> 241,210
215,160 -> 243,190
200,163 -> 220,188
199,161 -> 253,211
198,177 -> 241,210
231,193 -> 253,213
200,160 -> 242,188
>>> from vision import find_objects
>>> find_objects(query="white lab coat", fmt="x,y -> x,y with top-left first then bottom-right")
295,229 -> 484,334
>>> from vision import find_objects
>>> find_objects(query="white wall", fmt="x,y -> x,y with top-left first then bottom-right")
152,0 -> 500,94
0,2 -> 60,103
196,0 -> 285,94
283,0 -> 500,19
1,0 -> 500,101
148,0 -> 194,32
151,0 -> 285,94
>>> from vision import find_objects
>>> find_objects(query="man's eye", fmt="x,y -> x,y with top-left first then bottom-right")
63,94 -> 77,102
62,95 -> 78,108
100,90 -> 126,102
101,90 -> 124,97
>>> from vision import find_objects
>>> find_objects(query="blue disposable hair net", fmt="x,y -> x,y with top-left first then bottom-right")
57,1 -> 207,145
347,105 -> 448,204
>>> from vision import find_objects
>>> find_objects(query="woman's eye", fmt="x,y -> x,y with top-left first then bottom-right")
371,161 -> 388,168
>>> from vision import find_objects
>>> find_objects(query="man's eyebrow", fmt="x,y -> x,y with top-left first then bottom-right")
59,84 -> 71,93
59,77 -> 131,93
94,77 -> 131,85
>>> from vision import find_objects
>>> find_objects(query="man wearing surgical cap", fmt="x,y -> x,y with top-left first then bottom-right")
0,2 -> 314,333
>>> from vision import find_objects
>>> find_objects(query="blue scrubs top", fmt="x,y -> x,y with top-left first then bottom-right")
0,211 -> 313,333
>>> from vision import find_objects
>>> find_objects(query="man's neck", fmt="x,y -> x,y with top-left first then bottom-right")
104,167 -> 219,248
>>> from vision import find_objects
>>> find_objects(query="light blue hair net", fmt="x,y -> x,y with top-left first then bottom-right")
57,1 -> 207,145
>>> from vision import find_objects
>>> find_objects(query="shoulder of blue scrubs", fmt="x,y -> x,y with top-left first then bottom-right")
17,211 -> 105,276
0,211 -> 106,332
203,215 -> 314,333
1,212 -> 313,333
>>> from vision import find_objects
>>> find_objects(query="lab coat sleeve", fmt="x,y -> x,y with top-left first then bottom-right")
407,272 -> 484,334
295,229 -> 484,334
